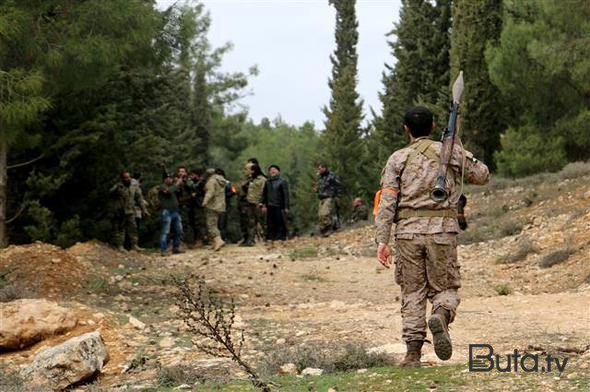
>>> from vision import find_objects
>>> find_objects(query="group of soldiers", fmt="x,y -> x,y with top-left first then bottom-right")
111,104 -> 490,368
110,159 -> 367,256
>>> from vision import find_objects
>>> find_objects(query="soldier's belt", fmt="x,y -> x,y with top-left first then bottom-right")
397,209 -> 457,219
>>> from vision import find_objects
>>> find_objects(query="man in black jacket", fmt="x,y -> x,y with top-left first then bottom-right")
261,165 -> 289,241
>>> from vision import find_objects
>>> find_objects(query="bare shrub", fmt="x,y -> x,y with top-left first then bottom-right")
558,162 -> 590,180
496,236 -> 539,264
539,248 -> 573,268
156,365 -> 205,387
0,284 -> 37,302
173,275 -> 270,392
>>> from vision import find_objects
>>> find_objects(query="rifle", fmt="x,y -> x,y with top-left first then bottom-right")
431,71 -> 464,203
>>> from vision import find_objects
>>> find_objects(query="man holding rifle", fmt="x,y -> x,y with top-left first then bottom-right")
375,73 -> 490,367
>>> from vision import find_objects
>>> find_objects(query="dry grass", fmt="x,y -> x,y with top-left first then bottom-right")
257,341 -> 391,377
156,365 -> 206,387
539,247 -> 573,268
496,236 -> 539,264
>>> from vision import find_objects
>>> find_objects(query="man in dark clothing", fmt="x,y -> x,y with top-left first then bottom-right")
158,173 -> 183,256
262,165 -> 289,241
186,168 -> 207,247
315,164 -> 343,236
215,168 -> 235,242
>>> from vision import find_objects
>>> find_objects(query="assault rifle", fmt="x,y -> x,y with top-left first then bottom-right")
431,71 -> 464,203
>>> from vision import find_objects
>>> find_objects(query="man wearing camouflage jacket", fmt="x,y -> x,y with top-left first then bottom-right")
110,171 -> 147,252
375,106 -> 489,367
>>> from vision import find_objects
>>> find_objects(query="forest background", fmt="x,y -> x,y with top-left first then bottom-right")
0,0 -> 588,247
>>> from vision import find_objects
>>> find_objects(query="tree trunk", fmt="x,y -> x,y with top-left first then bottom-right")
0,138 -> 7,247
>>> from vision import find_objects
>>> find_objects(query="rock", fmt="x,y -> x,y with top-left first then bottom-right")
159,337 -> 175,348
276,338 -> 286,345
21,331 -> 109,391
128,316 -> 145,330
176,384 -> 192,390
356,368 -> 368,374
328,388 -> 338,392
278,363 -> 298,375
0,299 -> 78,350
301,367 -> 323,376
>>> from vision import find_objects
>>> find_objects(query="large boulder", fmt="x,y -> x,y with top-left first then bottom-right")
0,299 -> 78,350
21,331 -> 109,391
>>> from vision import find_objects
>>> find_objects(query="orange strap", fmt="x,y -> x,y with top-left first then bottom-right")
373,188 -> 399,217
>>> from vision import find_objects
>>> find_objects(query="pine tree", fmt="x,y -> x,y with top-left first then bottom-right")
373,0 -> 451,167
450,0 -> 504,168
322,0 -> 364,198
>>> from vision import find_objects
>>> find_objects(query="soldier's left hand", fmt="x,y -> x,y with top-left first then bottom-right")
377,243 -> 392,269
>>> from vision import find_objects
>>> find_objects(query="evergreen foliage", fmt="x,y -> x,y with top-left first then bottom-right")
487,0 -> 590,176
322,0 -> 365,200
372,0 -> 452,171
450,0 -> 504,169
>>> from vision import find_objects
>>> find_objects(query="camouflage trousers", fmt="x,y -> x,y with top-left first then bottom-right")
394,233 -> 461,343
205,209 -> 221,240
245,203 -> 263,242
114,213 -> 138,248
318,197 -> 338,232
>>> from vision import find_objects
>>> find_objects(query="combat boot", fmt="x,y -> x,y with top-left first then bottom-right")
429,308 -> 452,360
400,340 -> 423,367
132,245 -> 144,252
117,246 -> 127,253
213,236 -> 225,251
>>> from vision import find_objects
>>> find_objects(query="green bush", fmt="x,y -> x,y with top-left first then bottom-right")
494,283 -> 512,296
495,126 -> 567,177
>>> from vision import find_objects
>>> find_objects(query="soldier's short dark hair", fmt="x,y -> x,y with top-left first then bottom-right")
250,164 -> 263,178
190,168 -> 204,176
268,164 -> 280,172
215,168 -> 226,177
404,106 -> 433,137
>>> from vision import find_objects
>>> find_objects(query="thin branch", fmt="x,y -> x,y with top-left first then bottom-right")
6,203 -> 27,224
7,154 -> 44,170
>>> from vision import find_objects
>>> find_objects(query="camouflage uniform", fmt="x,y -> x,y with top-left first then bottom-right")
316,171 -> 343,235
237,163 -> 255,242
245,175 -> 266,242
202,172 -> 227,241
375,137 -> 489,343
351,203 -> 368,223
110,181 -> 146,248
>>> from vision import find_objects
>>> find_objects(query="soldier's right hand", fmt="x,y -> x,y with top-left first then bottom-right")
377,243 -> 392,269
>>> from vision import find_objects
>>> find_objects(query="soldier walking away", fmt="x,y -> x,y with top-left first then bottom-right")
110,171 -> 148,252
261,165 -> 289,241
350,197 -> 368,223
315,164 -> 343,237
375,106 -> 489,367
241,164 -> 266,246
202,168 -> 227,251
158,172 -> 184,256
